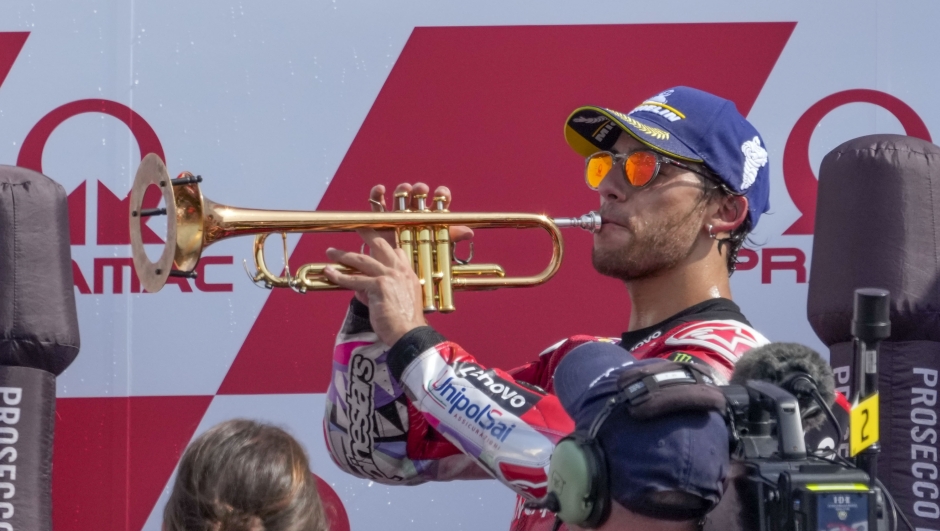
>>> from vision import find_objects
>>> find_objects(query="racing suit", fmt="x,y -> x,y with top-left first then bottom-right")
324,297 -> 769,531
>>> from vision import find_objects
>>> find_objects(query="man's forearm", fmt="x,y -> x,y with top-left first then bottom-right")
323,299 -> 480,484
388,338 -> 575,500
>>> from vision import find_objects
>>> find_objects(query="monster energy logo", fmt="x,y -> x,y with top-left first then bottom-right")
670,352 -> 694,363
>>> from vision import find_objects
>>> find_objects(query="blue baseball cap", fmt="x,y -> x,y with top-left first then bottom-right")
553,342 -> 729,519
564,86 -> 771,228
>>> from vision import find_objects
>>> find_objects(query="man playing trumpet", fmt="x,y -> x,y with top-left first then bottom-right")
322,86 -> 771,530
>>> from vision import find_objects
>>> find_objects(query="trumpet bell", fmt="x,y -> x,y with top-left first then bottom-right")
130,154 -> 210,293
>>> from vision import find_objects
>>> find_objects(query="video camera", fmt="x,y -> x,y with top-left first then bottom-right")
722,378 -> 880,531
721,289 -> 902,531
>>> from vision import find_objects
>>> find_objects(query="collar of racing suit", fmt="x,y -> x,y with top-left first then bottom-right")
620,298 -> 751,352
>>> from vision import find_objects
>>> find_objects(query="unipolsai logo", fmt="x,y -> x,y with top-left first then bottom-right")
429,376 -> 517,443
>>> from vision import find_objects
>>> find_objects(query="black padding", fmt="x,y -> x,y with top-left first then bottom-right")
807,135 -> 940,345
0,365 -> 55,531
617,361 -> 726,420
0,166 -> 80,376
810,135 -> 940,531
830,341 -> 940,531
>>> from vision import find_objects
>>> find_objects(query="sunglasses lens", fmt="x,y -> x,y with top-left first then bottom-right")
625,151 -> 658,187
586,153 -> 613,189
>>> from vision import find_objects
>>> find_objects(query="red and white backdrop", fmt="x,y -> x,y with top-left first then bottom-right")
0,1 -> 936,529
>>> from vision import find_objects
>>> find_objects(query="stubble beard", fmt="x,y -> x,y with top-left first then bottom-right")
592,206 -> 704,282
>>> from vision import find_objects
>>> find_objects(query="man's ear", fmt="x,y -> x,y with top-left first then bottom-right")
707,195 -> 747,238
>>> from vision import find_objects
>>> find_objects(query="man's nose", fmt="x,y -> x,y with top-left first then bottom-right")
596,164 -> 629,202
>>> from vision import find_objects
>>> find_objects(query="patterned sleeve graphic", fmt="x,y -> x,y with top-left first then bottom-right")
323,304 -> 485,485
324,303 -> 577,498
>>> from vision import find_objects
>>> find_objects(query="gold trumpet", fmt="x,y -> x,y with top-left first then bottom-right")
129,153 -> 600,312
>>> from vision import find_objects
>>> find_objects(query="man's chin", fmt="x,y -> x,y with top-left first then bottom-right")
592,248 -> 664,282
592,250 -> 632,281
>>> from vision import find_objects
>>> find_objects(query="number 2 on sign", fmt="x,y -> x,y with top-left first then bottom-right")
850,393 -> 880,456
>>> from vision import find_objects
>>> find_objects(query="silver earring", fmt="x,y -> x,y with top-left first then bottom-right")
707,224 -> 717,239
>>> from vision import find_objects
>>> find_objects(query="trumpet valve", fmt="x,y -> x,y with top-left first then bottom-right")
394,191 -> 409,212
413,193 -> 428,212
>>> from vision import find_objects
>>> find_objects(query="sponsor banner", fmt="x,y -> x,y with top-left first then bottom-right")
0,0 -> 938,529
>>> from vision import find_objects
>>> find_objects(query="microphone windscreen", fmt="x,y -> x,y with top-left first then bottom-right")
731,342 -> 835,429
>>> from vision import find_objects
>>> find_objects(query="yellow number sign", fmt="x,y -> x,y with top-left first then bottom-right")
850,393 -> 879,456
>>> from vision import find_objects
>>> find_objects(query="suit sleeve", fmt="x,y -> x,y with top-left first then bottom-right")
323,300 -> 575,497
323,299 -> 486,485
385,329 -> 575,500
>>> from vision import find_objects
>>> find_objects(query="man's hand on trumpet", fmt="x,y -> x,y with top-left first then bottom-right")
367,182 -> 474,243
322,182 -> 473,345
324,229 -> 425,346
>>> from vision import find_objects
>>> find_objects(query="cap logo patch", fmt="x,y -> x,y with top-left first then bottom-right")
593,120 -> 615,142
572,115 -> 608,124
648,89 -> 674,103
628,102 -> 685,122
621,115 -> 670,140
740,136 -> 768,190
629,91 -> 684,122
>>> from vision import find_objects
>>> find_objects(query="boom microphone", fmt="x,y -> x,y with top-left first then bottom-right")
730,342 -> 835,431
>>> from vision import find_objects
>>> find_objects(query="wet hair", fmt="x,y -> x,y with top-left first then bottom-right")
700,176 -> 752,276
163,419 -> 329,531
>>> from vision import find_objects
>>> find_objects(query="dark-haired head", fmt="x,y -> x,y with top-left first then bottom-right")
163,419 -> 329,531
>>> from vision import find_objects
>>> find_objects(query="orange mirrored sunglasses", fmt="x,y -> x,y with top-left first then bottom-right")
584,150 -> 712,190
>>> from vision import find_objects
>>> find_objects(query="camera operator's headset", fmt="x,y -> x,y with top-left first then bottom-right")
535,361 -> 728,530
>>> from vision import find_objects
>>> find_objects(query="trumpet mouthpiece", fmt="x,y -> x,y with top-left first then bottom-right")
553,211 -> 601,234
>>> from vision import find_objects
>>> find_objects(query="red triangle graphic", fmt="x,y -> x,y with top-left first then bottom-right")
0,32 -> 28,93
67,181 -> 86,245
52,395 -> 213,531
219,22 -> 796,395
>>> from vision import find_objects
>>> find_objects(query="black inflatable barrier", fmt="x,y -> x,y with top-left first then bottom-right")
0,165 -> 80,531
809,135 -> 940,529
0,366 -> 55,531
